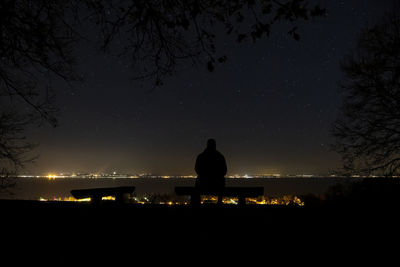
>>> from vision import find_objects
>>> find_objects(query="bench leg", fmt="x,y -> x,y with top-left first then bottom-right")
91,195 -> 102,205
191,194 -> 200,206
238,196 -> 246,206
115,193 -> 124,204
218,195 -> 223,205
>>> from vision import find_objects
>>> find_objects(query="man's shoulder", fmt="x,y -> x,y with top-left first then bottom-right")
215,150 -> 225,158
197,150 -> 225,159
196,151 -> 206,159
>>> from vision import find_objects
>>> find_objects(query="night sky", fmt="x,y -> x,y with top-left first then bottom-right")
26,1 -> 392,176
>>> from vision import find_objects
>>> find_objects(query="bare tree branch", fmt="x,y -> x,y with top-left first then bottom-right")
332,8 -> 400,176
0,0 -> 325,181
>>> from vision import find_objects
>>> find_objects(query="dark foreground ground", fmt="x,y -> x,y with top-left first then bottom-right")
1,199 -> 399,265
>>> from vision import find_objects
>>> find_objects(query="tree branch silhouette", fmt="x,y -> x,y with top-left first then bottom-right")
0,1 -> 81,176
332,8 -> 400,176
0,0 -> 325,178
86,0 -> 325,86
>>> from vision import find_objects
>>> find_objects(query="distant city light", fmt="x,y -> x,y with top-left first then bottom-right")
17,172 -> 400,179
37,194 -> 305,206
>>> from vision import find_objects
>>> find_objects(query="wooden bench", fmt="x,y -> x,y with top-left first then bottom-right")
175,186 -> 264,206
70,186 -> 136,204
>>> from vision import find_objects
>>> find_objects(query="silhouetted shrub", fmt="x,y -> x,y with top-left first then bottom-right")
323,178 -> 400,207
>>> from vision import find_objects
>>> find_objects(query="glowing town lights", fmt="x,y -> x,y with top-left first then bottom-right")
37,194 -> 305,206
47,174 -> 56,180
77,198 -> 91,202
101,196 -> 116,201
39,196 -> 91,202
223,198 -> 238,205
45,173 -> 70,179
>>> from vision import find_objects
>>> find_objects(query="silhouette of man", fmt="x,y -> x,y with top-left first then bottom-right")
195,139 -> 227,193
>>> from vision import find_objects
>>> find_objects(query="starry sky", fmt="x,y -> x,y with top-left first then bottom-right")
25,1 -> 392,176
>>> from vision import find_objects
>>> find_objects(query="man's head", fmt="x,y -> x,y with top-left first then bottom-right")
206,138 -> 216,150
